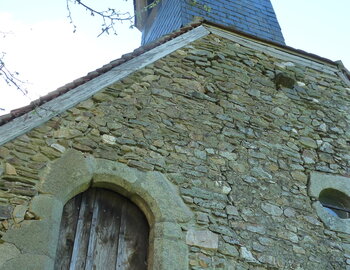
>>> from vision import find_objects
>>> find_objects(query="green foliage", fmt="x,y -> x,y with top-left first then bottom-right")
189,0 -> 212,13
203,4 -> 212,12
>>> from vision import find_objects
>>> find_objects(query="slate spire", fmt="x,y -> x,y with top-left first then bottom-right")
134,0 -> 285,45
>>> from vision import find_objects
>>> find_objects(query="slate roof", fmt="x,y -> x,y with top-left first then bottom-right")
0,20 -> 349,127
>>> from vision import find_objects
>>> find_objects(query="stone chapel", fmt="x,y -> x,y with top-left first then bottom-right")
0,0 -> 350,269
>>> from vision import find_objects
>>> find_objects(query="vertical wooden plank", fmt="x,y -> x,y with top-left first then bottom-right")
86,189 -> 123,270
84,192 -> 99,270
69,189 -> 96,270
54,195 -> 82,270
116,203 -> 127,270
54,188 -> 149,270
116,198 -> 149,270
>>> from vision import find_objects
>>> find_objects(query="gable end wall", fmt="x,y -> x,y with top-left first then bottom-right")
0,33 -> 349,269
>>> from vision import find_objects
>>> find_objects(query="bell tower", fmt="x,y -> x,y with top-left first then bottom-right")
134,0 -> 285,45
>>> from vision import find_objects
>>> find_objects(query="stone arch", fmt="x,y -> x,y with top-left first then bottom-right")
1,150 -> 192,270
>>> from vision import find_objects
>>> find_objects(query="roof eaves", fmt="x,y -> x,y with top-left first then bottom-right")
0,20 -> 203,127
1,19 -> 348,128
0,22 -> 210,146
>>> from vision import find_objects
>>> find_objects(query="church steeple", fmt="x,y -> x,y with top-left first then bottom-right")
134,0 -> 285,45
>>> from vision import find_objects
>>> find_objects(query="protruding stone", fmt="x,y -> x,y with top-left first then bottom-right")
0,147 -> 10,159
242,176 -> 258,184
222,185 -> 232,195
261,203 -> 283,216
291,171 -> 307,182
50,143 -> 66,153
0,205 -> 14,220
102,134 -> 117,145
302,150 -> 317,164
251,167 -> 272,181
92,92 -> 111,102
196,212 -> 209,224
247,89 -> 260,98
300,137 -> 317,149
151,88 -> 173,98
320,142 -> 334,153
258,254 -> 276,265
194,149 -> 207,160
284,208 -> 296,218
186,229 -> 219,250
240,247 -> 259,263
319,123 -> 327,132
218,242 -> 239,257
31,153 -> 50,162
77,99 -> 94,109
272,107 -> 285,116
274,72 -> 296,89
226,205 -> 239,216
258,237 -> 274,246
53,127 -> 82,139
246,225 -> 266,234
219,151 -> 237,161
127,160 -> 154,171
142,75 -> 160,82
277,231 -> 299,243
5,163 -> 17,175
13,205 -> 28,223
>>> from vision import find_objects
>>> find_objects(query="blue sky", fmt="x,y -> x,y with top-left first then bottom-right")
0,0 -> 349,114
271,0 -> 349,67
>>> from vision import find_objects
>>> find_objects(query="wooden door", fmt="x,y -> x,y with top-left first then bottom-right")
54,188 -> 149,270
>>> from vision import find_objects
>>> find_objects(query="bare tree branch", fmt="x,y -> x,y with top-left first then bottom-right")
0,31 -> 28,110
66,0 -> 161,37
66,0 -> 135,36
0,53 -> 28,96
0,0 -> 163,112
66,0 -> 77,33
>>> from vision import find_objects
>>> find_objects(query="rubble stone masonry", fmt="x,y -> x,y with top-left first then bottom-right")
0,33 -> 350,269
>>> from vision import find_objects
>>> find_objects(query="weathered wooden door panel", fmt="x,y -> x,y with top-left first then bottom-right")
54,188 -> 149,270
55,195 -> 82,269
116,199 -> 150,269
70,189 -> 96,270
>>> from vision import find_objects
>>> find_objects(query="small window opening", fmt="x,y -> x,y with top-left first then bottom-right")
319,188 -> 350,219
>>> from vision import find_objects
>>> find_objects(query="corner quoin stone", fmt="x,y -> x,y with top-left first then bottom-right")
38,149 -> 93,203
0,243 -> 20,268
0,254 -> 53,270
92,158 -> 193,224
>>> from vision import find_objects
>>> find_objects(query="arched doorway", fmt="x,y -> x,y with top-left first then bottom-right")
54,188 -> 149,269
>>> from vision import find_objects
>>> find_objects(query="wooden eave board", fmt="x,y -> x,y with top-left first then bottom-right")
0,24 -> 346,146
0,25 -> 210,146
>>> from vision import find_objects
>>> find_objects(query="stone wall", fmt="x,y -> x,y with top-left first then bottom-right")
0,33 -> 350,269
